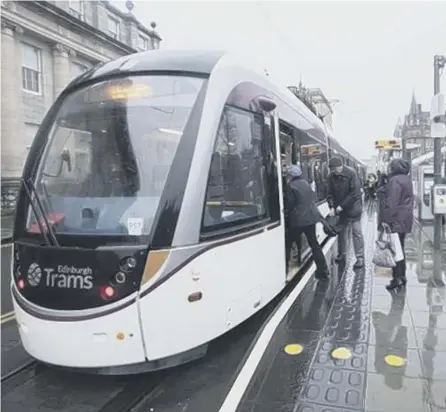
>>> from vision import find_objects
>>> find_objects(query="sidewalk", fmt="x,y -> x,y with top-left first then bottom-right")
1,213 -> 14,242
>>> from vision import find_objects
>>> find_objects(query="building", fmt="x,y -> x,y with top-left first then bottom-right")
395,92 -> 432,159
1,0 -> 161,181
287,81 -> 335,131
307,87 -> 334,131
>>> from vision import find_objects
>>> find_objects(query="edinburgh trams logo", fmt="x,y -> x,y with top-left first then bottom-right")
27,263 -> 93,290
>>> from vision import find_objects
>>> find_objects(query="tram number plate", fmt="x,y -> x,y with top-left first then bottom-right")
127,218 -> 144,236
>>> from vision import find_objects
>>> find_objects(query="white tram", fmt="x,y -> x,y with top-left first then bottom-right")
11,50 -> 365,373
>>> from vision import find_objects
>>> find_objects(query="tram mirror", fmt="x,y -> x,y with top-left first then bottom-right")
257,96 -> 276,113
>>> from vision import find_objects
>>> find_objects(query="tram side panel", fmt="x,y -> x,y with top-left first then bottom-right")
138,226 -> 284,361
138,64 -> 288,361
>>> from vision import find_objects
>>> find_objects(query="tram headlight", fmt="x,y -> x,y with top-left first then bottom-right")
114,272 -> 126,284
18,279 -> 25,290
100,285 -> 116,299
120,256 -> 137,272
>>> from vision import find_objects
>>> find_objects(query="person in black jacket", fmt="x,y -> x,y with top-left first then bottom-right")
284,164 -> 329,278
327,156 -> 365,269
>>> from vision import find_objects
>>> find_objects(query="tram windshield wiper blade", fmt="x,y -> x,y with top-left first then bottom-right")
21,179 -> 60,247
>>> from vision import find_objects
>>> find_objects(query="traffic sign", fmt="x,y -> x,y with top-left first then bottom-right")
431,122 -> 446,138
375,139 -> 401,150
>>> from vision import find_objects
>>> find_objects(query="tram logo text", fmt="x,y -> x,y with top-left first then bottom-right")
27,263 -> 93,290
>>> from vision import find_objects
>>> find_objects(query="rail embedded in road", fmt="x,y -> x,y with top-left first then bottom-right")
1,311 -> 15,324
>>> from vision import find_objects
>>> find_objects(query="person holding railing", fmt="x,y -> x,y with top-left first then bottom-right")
284,165 -> 329,279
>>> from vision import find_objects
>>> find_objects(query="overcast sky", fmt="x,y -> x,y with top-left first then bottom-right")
113,0 -> 446,160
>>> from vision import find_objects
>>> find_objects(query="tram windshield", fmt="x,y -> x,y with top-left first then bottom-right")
26,75 -> 204,239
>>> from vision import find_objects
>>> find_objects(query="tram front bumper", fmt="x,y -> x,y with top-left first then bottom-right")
12,296 -> 146,369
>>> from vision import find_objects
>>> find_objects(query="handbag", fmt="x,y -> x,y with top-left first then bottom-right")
322,214 -> 342,237
373,223 -> 396,268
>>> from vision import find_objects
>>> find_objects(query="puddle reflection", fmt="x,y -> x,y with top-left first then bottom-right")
372,291 -> 408,389
371,221 -> 446,400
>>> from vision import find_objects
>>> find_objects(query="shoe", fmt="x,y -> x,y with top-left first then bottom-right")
353,257 -> 364,269
334,255 -> 345,264
385,278 -> 406,291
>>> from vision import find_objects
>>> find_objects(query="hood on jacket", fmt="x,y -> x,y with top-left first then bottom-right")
389,158 -> 410,176
287,164 -> 302,179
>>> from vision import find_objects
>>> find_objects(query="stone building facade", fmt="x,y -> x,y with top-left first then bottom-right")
1,0 -> 161,182
394,92 -> 433,159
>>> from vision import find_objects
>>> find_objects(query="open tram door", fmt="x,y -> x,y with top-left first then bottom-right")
274,118 -> 301,281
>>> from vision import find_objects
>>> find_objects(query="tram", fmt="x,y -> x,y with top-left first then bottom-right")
11,50 -> 365,374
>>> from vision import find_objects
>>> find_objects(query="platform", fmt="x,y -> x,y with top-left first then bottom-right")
234,207 -> 446,412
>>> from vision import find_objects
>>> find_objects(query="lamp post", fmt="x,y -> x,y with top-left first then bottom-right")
433,54 -> 446,253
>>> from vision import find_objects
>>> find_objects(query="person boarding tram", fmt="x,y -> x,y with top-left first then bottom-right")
284,165 -> 329,279
327,156 -> 365,269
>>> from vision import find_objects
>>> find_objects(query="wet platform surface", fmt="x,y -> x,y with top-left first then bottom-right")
236,210 -> 446,412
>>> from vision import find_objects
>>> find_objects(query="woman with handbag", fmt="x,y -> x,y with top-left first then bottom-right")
284,165 -> 329,279
378,158 -> 414,291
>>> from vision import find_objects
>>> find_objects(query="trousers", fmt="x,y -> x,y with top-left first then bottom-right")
338,217 -> 364,258
286,224 -> 328,273
392,233 -> 406,280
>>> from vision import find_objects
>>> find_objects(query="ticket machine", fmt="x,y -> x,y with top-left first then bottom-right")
416,165 -> 435,222
431,183 -> 446,215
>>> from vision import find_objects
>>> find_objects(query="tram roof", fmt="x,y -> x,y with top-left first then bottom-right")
68,49 -> 227,89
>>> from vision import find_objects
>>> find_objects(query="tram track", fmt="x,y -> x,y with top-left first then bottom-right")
1,360 -> 42,393
97,371 -> 172,412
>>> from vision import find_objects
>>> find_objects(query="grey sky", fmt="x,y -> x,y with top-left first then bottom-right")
114,0 -> 446,160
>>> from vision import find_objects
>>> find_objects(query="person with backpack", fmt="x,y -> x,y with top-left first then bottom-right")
284,165 -> 329,279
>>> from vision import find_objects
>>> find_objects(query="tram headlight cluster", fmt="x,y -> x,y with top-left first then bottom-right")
101,256 -> 138,300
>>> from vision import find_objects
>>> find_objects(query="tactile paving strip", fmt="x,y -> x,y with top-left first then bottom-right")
299,366 -> 365,410
296,214 -> 378,411
295,404 -> 360,412
312,339 -> 368,371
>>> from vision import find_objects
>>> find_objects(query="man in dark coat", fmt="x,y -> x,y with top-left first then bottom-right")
284,165 -> 329,278
327,156 -> 365,269
379,158 -> 414,290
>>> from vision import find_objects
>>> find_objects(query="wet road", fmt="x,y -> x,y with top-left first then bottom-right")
1,243 -> 33,378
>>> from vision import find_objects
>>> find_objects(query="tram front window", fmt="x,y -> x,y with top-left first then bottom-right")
26,75 -> 204,239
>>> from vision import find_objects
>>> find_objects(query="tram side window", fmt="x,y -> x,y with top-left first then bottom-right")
297,129 -> 328,202
202,105 -> 269,234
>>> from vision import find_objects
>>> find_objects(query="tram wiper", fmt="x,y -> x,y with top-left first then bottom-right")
21,178 -> 60,247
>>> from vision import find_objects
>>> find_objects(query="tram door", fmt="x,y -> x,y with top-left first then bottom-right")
278,123 -> 300,280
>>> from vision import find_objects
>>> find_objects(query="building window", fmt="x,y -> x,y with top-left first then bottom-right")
108,16 -> 120,39
70,62 -> 87,80
138,35 -> 149,51
68,0 -> 83,19
201,105 -> 270,234
21,43 -> 41,94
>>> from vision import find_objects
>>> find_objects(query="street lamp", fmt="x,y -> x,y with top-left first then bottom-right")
432,54 -> 446,253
